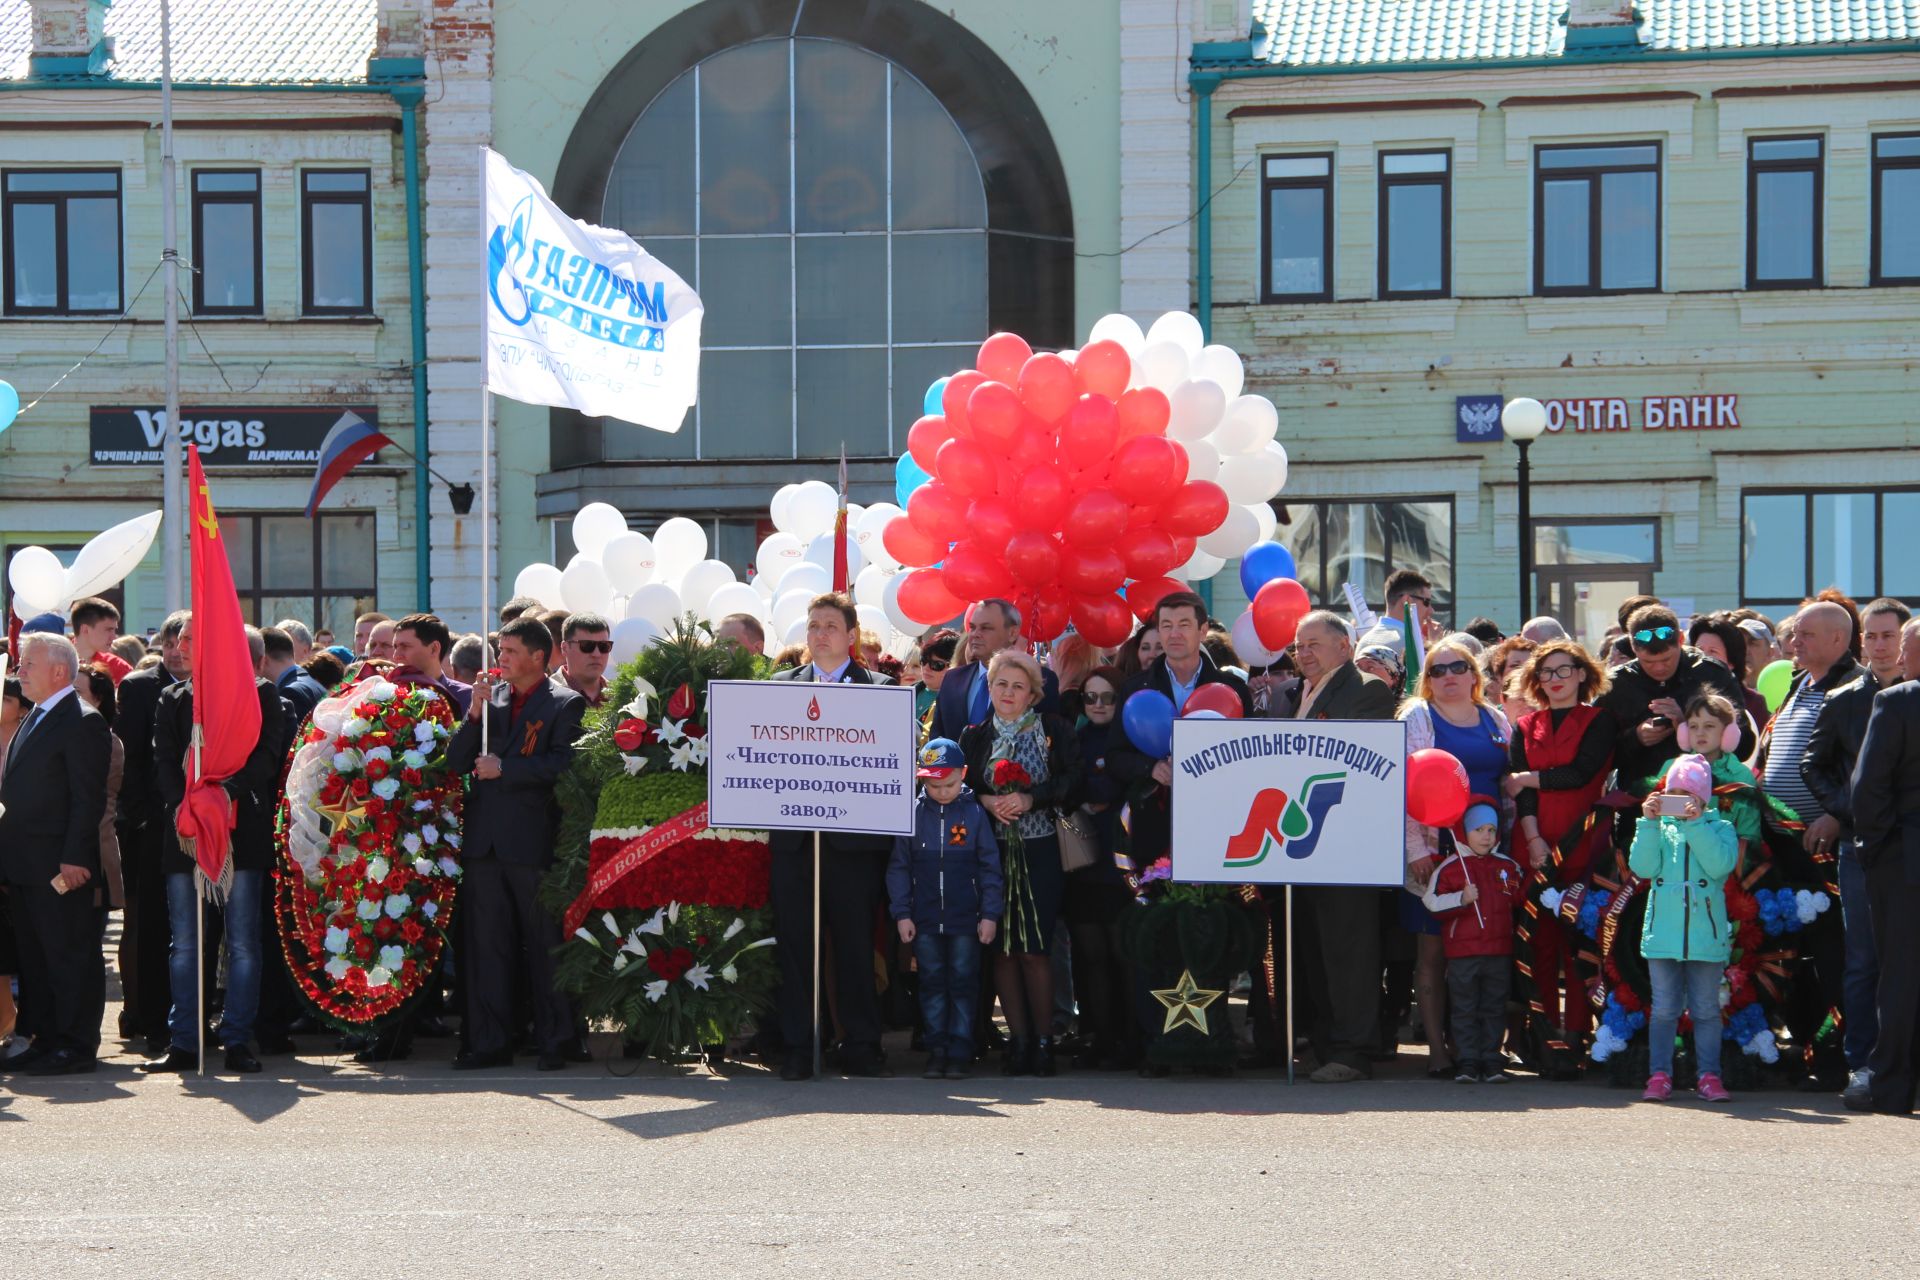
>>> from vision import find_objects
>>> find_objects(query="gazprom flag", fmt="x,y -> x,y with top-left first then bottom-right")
483,148 -> 703,431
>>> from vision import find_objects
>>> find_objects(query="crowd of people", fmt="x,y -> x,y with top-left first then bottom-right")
3,571 -> 1919,1115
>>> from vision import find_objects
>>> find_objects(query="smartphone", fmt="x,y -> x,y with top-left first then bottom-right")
1654,793 -> 1694,817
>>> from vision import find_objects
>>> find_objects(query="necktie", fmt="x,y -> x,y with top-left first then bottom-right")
6,706 -> 45,778
969,669 -> 990,725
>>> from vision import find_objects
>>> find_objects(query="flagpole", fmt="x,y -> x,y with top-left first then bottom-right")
159,0 -> 185,611
193,723 -> 205,1078
478,145 -> 493,757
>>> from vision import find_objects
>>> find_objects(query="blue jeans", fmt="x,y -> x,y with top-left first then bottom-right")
913,931 -> 982,1060
165,869 -> 264,1052
1839,847 -> 1880,1070
1647,958 -> 1723,1078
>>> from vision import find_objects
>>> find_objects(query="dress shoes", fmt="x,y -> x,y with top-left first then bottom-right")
839,1051 -> 893,1078
139,1048 -> 200,1074
779,1053 -> 813,1081
450,1048 -> 514,1071
25,1048 -> 97,1076
536,1051 -> 567,1071
256,1034 -> 297,1056
1,1041 -> 46,1072
223,1045 -> 263,1074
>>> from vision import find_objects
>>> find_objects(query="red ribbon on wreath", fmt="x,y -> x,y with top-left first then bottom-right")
562,802 -> 711,936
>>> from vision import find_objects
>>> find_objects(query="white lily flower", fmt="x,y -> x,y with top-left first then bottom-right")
644,980 -> 669,1003
722,917 -> 745,941
659,717 -> 687,745
741,936 -> 776,951
620,931 -> 648,957
637,909 -> 667,936
612,953 -> 629,972
683,963 -> 712,991
573,927 -> 597,945
667,901 -> 680,924
721,963 -> 739,984
602,911 -> 621,936
622,753 -> 649,777
685,737 -> 710,767
669,740 -> 696,772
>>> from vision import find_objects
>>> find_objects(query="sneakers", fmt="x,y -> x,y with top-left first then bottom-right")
1309,1061 -> 1366,1084
1696,1073 -> 1731,1103
1641,1072 -> 1674,1102
1454,1066 -> 1482,1084
922,1055 -> 946,1080
1481,1068 -> 1513,1084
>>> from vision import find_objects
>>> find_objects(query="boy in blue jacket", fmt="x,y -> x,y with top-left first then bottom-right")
888,739 -> 1004,1080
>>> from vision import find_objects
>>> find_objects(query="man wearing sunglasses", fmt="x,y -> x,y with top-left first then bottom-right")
558,612 -> 615,707
1599,603 -> 1753,804
392,613 -> 474,716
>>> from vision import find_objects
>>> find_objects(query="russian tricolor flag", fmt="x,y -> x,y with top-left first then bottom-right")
305,410 -> 394,517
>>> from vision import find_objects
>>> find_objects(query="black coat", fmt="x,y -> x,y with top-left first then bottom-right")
444,678 -> 587,866
1598,647 -> 1757,791
155,678 -> 288,876
1802,669 -> 1894,838
767,661 -> 896,856
959,711 -> 1086,820
0,692 -> 111,886
113,663 -> 176,831
275,665 -> 328,733
1851,681 -> 1920,880
1103,651 -> 1251,861
928,657 -> 1062,744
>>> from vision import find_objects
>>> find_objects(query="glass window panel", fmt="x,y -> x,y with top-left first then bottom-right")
7,170 -> 117,192
699,349 -> 792,458
64,196 -> 120,310
645,236 -> 698,295
1752,138 -> 1820,162
711,519 -> 762,582
8,202 -> 58,307
1541,178 -> 1590,288
225,516 -> 256,591
987,232 -> 1072,346
1539,145 -> 1657,169
1876,136 -> 1920,159
699,42 -> 790,234
1268,186 -> 1326,295
195,171 -> 258,194
1884,494 -> 1920,597
318,594 -> 375,643
1264,157 -> 1328,178
199,201 -> 257,309
891,68 -> 985,231
258,595 -> 314,634
318,514 -> 375,589
1743,494 -> 1805,600
1276,504 -> 1325,605
795,235 -> 886,344
1754,169 -> 1814,281
305,172 -> 368,193
309,202 -> 367,309
795,40 -> 886,232
1383,152 -> 1447,175
1533,521 -> 1656,567
1812,493 -> 1875,597
797,347 -> 888,458
1325,502 -> 1386,606
1599,170 -> 1657,289
1882,169 -> 1920,279
891,231 -> 986,343
699,236 -> 791,346
604,411 -> 697,461
1389,501 -> 1453,615
891,344 -> 975,446
260,517 -> 315,591
606,74 -> 695,237
1385,182 -> 1443,294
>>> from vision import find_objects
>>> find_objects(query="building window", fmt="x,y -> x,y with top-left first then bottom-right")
1872,133 -> 1920,286
1378,150 -> 1449,299
301,170 -> 371,314
221,511 -> 378,640
192,170 -> 262,315
1534,142 -> 1660,295
1262,154 -> 1333,302
2,169 -> 123,315
1270,498 -> 1454,617
1747,136 -> 1822,289
1741,489 -> 1920,605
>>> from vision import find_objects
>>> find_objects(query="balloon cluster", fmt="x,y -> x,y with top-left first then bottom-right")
7,511 -> 164,623
885,312 -> 1288,647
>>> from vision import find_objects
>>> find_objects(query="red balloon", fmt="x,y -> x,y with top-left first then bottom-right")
1030,591 -> 1073,643
1169,532 -> 1197,564
1070,593 -> 1134,648
1075,340 -> 1132,400
1125,575 -> 1190,623
935,436 -> 996,500
941,370 -> 987,438
1014,465 -> 1069,532
897,569 -> 968,627
1017,352 -> 1077,424
966,496 -> 1017,551
942,544 -> 1005,601
907,481 -> 969,542
977,332 -> 1033,386
1063,488 -> 1130,548
1010,417 -> 1055,470
882,515 -> 945,568
906,414 -> 952,474
1058,394 -> 1118,472
1251,577 -> 1312,651
1116,525 -> 1181,579
1116,387 -> 1171,439
1058,545 -> 1126,596
967,381 -> 1022,447
1003,530 -> 1061,588
1110,435 -> 1180,506
1181,682 -> 1246,720
1407,748 -> 1471,828
1162,480 -> 1231,538
1065,456 -> 1112,494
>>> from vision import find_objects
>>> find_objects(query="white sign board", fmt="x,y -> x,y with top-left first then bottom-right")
1171,718 -> 1408,887
705,679 -> 918,836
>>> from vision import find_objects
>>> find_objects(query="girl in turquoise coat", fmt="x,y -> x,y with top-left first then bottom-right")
1629,754 -> 1740,1103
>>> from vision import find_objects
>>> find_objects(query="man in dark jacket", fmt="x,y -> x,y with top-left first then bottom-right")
443,615 -> 586,1071
927,598 -> 1060,743
113,609 -> 189,1051
1846,677 -> 1920,1113
142,622 -> 286,1075
262,624 -> 328,728
1600,603 -> 1755,796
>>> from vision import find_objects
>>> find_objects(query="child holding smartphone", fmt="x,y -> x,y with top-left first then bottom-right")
1654,692 -> 1761,869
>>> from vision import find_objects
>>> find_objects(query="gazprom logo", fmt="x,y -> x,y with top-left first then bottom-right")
488,194 -> 668,352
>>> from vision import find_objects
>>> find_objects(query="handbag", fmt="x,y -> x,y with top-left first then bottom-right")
1056,805 -> 1102,873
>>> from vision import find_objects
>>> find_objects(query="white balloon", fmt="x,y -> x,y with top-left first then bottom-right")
772,588 -> 814,639
570,502 -> 629,558
679,558 -> 737,618
754,574 -> 776,599
885,629 -> 918,661
1231,609 -> 1280,666
776,561 -> 831,599
513,563 -> 566,610
1217,449 -> 1285,505
609,616 -> 663,666
705,582 -> 764,624
1182,436 -> 1221,485
1197,503 -> 1260,559
846,503 -> 867,536
1132,340 -> 1189,392
1087,311 -> 1146,355
770,484 -> 802,536
855,505 -> 903,571
652,517 -> 708,580
855,604 -> 889,641
756,531 -> 805,583
1264,440 -> 1290,496
625,582 -> 685,629
1180,548 -> 1227,581
782,617 -> 809,648
1147,310 -> 1206,358
804,532 -> 862,580
881,571 -> 916,636
1249,501 -> 1278,545
853,564 -> 890,608
1212,394 -> 1280,456
787,481 -> 839,542
1191,344 -> 1246,400
62,510 -> 162,604
8,546 -> 66,611
1167,379 -> 1227,442
559,557 -> 613,614
599,531 -> 657,593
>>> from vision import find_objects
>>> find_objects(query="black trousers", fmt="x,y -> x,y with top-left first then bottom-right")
771,846 -> 885,1056
1866,857 -> 1920,1113
10,877 -> 105,1056
462,857 -> 570,1056
119,825 -> 173,1041
1295,885 -> 1384,1073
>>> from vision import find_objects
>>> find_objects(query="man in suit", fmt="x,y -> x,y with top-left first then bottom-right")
142,623 -> 286,1075
0,632 -> 112,1075
1265,610 -> 1398,1083
769,592 -> 895,1079
926,598 -> 1059,743
1847,671 -> 1920,1114
261,624 -> 328,728
443,615 -> 586,1071
113,608 -> 190,1051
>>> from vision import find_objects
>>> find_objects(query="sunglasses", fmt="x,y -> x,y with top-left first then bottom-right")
1539,662 -> 1580,681
1427,659 -> 1473,677
570,639 -> 613,654
922,657 -> 949,672
1409,594 -> 1434,607
1632,626 -> 1678,647
1082,691 -> 1117,706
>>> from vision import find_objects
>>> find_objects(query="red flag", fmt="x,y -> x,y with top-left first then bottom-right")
831,442 -> 850,592
175,447 -> 263,887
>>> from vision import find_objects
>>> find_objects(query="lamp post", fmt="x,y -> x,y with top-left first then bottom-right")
1501,397 -> 1548,625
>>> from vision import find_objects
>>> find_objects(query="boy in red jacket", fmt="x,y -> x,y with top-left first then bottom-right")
1422,801 -> 1524,1083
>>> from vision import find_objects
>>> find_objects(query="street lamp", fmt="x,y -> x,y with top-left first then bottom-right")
1501,397 -> 1548,625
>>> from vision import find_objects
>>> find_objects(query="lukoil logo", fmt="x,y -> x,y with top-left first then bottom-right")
488,195 -> 668,351
1221,772 -> 1346,868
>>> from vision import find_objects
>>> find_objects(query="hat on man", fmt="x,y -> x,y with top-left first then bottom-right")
19,611 -> 65,635
916,737 -> 965,778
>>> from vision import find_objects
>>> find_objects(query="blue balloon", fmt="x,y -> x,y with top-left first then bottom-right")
1238,541 -> 1297,599
1121,688 -> 1176,760
923,377 -> 949,418
895,451 -> 932,509
0,380 -> 18,433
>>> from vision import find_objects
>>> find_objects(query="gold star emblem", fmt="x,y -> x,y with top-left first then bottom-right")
313,791 -> 368,839
1150,969 -> 1223,1036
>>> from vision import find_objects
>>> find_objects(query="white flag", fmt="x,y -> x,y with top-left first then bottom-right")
482,148 -> 702,431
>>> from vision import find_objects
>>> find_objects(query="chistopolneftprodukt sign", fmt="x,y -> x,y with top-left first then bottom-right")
705,680 -> 918,836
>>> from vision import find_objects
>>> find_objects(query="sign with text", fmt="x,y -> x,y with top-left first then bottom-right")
1457,394 -> 1740,440
706,679 -> 918,836
1171,718 -> 1407,887
89,405 -> 380,467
